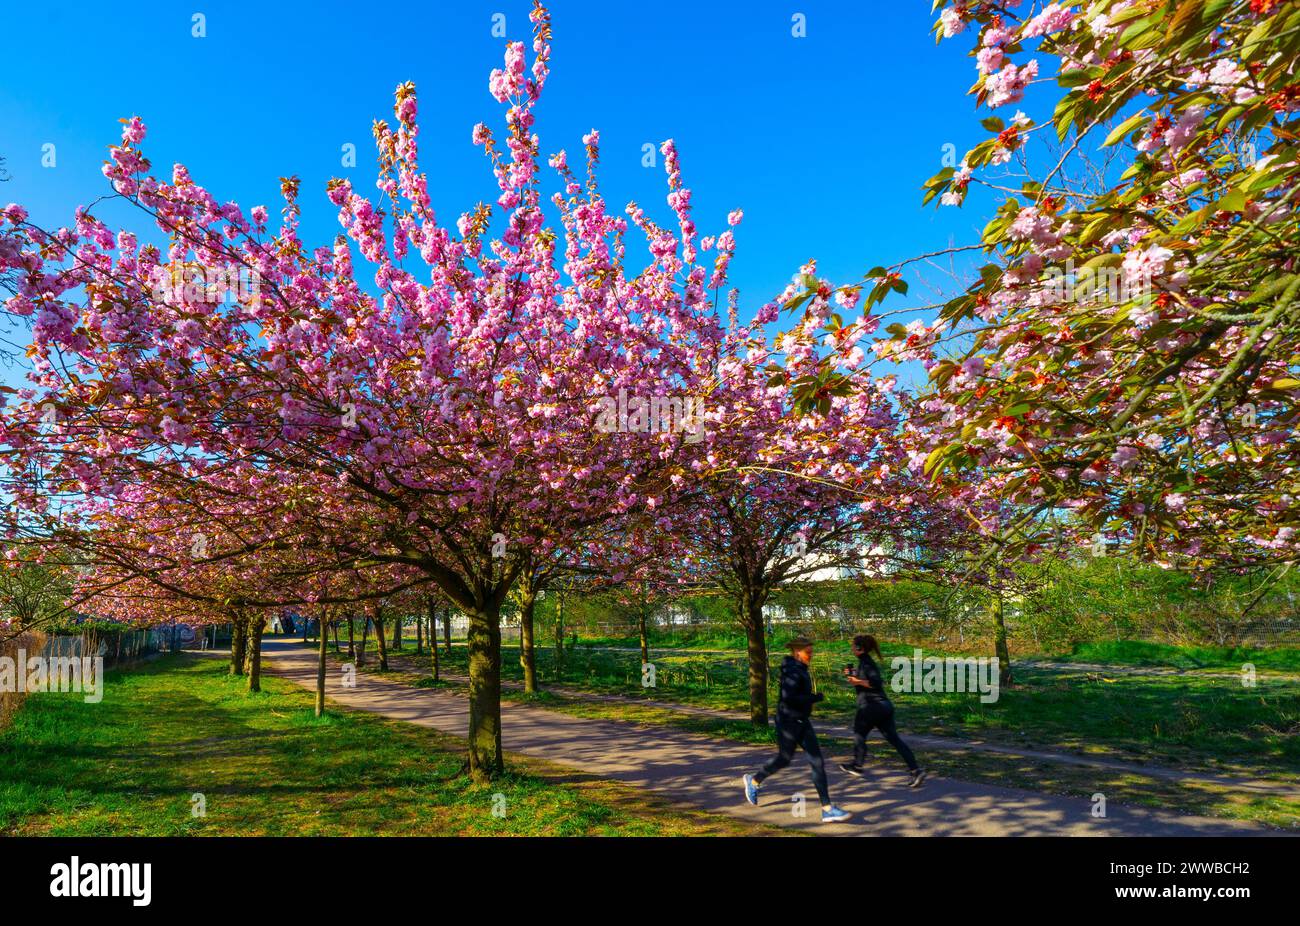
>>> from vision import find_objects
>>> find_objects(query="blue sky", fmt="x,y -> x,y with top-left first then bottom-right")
1,0 -> 1009,388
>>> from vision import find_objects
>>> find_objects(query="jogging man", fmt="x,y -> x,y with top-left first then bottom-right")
743,636 -> 851,823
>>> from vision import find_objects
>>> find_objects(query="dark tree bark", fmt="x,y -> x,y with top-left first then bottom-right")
315,609 -> 328,717
245,614 -> 266,692
466,602 -> 504,782
518,590 -> 538,694
373,607 -> 389,671
357,615 -> 370,666
230,617 -> 247,676
990,585 -> 1013,686
738,587 -> 771,727
553,591 -> 565,681
426,596 -> 440,682
638,602 -> 650,667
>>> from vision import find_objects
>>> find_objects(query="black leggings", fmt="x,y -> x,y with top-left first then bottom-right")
755,715 -> 830,805
854,700 -> 918,770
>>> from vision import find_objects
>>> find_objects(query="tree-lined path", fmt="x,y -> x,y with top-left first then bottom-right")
259,639 -> 1268,836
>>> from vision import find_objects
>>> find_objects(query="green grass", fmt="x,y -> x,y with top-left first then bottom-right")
580,630 -> 751,650
1052,640 -> 1300,672
0,653 -> 781,836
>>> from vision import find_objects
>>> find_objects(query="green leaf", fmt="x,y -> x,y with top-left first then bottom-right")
1164,0 -> 1204,44
1080,252 -> 1124,271
923,444 -> 951,476
1103,112 -> 1150,148
1217,189 -> 1247,212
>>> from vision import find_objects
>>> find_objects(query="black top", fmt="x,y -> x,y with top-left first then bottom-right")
850,653 -> 890,707
775,655 -> 824,719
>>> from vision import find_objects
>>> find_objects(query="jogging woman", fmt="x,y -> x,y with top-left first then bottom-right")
840,634 -> 927,788
743,636 -> 851,823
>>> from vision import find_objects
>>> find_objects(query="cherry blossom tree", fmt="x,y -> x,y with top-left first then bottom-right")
776,1 -> 1298,593
674,266 -> 941,725
0,2 -> 753,780
910,0 -> 1300,576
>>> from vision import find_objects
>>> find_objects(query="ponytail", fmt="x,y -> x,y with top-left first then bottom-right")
853,634 -> 882,660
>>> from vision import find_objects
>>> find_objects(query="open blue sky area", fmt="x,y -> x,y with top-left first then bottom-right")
0,0 -> 1049,388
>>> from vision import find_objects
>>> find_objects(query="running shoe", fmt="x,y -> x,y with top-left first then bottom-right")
820,805 -> 851,823
838,762 -> 866,778
908,768 -> 928,788
743,773 -> 760,805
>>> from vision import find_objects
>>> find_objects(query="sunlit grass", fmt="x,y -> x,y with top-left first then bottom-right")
0,654 -> 781,836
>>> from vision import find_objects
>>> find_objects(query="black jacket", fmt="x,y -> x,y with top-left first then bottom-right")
849,653 -> 890,708
776,655 -> 824,719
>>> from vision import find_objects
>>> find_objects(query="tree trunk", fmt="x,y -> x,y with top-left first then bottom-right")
443,607 -> 452,653
426,597 -> 440,682
519,592 -> 538,694
332,620 -> 340,654
391,613 -> 402,651
416,611 -> 424,657
230,618 -> 247,676
345,616 -> 355,660
740,591 -> 769,727
245,615 -> 265,692
553,591 -> 565,681
990,586 -> 1013,686
466,603 -> 504,782
638,608 -> 650,666
373,609 -> 389,671
357,616 -> 370,666
315,610 -> 328,717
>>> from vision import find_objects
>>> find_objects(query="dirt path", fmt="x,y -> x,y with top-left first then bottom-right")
260,640 -> 1274,836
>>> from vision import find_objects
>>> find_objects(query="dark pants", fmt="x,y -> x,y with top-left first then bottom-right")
854,700 -> 918,770
755,714 -> 830,805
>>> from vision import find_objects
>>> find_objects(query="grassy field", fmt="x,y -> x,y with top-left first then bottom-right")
1052,640 -> 1300,672
0,653 -> 782,836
